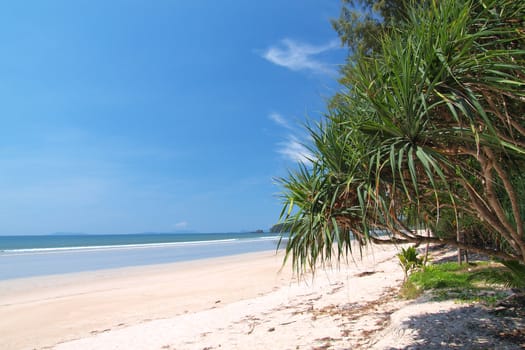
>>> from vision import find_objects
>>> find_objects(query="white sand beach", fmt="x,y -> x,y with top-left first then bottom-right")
1,245 -> 520,350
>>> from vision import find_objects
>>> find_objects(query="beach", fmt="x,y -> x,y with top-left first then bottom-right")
1,245 -> 521,349
1,250 -> 294,349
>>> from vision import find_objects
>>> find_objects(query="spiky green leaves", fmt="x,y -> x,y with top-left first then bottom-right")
279,0 -> 525,274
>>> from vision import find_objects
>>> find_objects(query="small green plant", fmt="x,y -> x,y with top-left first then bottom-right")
399,280 -> 422,299
470,260 -> 525,289
410,262 -> 471,289
406,261 -> 512,304
432,288 -> 508,305
398,246 -> 423,281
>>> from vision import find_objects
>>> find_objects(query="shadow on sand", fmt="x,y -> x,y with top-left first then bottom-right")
384,301 -> 524,350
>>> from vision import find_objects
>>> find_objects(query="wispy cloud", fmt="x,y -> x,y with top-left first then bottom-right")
174,221 -> 188,229
278,135 -> 313,164
262,39 -> 339,75
268,112 -> 292,130
269,113 -> 313,164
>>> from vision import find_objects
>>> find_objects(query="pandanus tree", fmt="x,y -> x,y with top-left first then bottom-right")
278,0 -> 525,273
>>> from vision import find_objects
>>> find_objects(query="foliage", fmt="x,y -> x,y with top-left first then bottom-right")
331,0 -> 412,57
278,0 -> 525,274
404,261 -> 511,304
471,260 -> 525,289
330,0 -> 413,107
410,262 -> 473,290
397,246 -> 423,280
399,279 -> 422,299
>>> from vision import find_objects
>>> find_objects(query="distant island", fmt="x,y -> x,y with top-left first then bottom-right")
269,223 -> 291,233
51,232 -> 89,236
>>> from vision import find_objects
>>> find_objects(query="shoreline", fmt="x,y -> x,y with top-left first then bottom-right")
0,233 -> 283,254
0,236 -> 283,280
0,250 -> 295,350
4,244 -> 517,349
50,244 -> 405,350
1,245 -> 402,350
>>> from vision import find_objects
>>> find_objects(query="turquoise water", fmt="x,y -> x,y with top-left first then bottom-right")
0,233 -> 285,280
0,233 -> 275,252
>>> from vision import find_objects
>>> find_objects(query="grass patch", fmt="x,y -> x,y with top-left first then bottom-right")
399,280 -> 422,299
400,261 -> 511,304
410,262 -> 472,289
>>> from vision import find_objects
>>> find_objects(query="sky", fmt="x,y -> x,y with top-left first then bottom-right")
0,0 -> 347,235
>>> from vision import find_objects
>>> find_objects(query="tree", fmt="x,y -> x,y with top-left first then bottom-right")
331,0 -> 412,56
329,0 -> 414,110
278,0 -> 525,274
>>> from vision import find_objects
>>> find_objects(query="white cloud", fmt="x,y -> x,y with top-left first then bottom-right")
278,136 -> 313,164
174,221 -> 188,229
270,112 -> 314,164
268,112 -> 292,130
262,39 -> 339,75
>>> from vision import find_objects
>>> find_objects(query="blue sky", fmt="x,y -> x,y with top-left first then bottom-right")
0,1 -> 346,235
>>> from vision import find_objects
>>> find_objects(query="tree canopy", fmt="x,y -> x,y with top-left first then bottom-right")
278,0 -> 525,273
331,0 -> 412,56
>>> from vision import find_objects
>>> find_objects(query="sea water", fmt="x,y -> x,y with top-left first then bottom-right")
0,233 -> 285,280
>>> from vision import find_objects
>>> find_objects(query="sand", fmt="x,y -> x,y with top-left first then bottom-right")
0,251 -> 293,350
1,245 -> 521,350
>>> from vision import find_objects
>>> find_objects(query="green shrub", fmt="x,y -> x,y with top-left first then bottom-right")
405,261 -> 511,304
398,246 -> 424,281
410,263 -> 471,289
399,280 -> 422,299
470,260 -> 525,289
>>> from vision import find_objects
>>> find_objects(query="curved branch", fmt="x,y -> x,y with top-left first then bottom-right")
369,232 -> 519,261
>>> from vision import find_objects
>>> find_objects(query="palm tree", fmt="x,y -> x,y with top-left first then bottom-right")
279,0 -> 525,273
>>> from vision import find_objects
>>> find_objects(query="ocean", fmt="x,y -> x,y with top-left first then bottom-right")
0,233 -> 285,280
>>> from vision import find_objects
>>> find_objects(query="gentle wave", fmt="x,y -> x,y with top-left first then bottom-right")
0,238 -> 242,255
256,235 -> 281,241
0,236 -> 283,256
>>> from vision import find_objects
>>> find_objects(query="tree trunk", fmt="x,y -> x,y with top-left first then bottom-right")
457,216 -> 463,264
